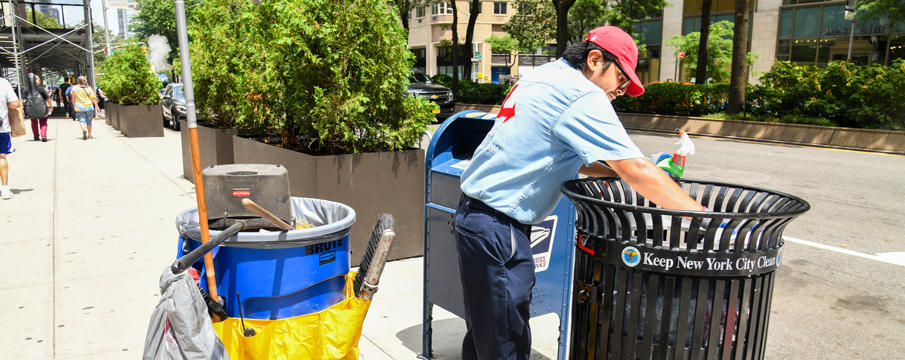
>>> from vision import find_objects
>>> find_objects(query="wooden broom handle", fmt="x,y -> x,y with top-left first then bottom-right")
189,128 -> 221,322
241,198 -> 292,231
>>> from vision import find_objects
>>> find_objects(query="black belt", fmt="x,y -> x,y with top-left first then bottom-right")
461,194 -> 531,235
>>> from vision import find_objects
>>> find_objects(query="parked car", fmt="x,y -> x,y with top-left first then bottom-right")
405,70 -> 455,120
161,83 -> 186,130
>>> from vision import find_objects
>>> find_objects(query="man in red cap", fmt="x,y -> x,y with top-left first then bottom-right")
453,26 -> 705,360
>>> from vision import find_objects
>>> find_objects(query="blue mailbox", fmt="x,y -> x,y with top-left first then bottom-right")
421,111 -> 576,360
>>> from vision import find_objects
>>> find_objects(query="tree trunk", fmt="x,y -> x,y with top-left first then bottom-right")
397,0 -> 410,30
554,0 -> 577,57
726,0 -> 750,114
451,1 -> 460,95
695,0 -> 713,85
464,0 -> 481,81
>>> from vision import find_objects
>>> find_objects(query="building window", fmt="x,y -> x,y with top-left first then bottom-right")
411,48 -> 427,74
776,3 -> 905,66
416,6 -> 425,18
433,2 -> 453,15
494,2 -> 507,14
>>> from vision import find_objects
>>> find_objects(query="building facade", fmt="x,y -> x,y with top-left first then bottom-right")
117,0 -> 136,39
407,0 -> 905,84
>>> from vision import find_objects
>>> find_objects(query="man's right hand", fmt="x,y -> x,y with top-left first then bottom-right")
607,157 -> 703,212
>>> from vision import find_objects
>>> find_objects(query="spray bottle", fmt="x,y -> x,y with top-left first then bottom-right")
656,131 -> 695,179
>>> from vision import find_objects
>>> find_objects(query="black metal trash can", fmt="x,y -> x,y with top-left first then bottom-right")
562,178 -> 809,360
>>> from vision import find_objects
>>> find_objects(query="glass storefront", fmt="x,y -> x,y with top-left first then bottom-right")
633,19 -> 662,84
777,3 -> 905,66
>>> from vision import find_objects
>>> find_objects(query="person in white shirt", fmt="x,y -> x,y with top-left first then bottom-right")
0,77 -> 21,199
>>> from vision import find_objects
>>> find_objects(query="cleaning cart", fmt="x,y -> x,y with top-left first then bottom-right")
145,165 -> 398,360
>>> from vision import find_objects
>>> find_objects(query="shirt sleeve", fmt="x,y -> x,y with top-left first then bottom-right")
552,92 -> 644,166
5,81 -> 17,103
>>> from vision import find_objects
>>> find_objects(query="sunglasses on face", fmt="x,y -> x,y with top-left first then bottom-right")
612,60 -> 631,91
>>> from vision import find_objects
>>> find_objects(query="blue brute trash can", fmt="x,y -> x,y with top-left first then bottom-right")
176,197 -> 356,320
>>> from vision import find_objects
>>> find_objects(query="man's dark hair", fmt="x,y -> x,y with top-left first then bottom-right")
562,41 -> 618,73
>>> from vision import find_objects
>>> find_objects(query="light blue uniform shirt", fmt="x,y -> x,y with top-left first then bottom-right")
460,59 -> 644,224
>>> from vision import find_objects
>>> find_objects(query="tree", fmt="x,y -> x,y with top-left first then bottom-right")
451,1 -> 461,95
553,0 -> 577,56
856,0 -> 905,29
131,0 -> 199,62
391,0 -> 424,30
665,21 -> 757,84
463,0 -> 482,81
568,0 -> 606,43
25,9 -> 62,29
726,0 -> 749,114
485,34 -> 520,73
695,0 -> 713,85
504,0 -> 555,56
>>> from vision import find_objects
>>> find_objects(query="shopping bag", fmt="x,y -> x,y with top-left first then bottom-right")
9,109 -> 26,137
213,272 -> 370,360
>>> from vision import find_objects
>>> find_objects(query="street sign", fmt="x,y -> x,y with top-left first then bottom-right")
107,1 -> 133,9
678,52 -> 686,58
471,58 -> 480,63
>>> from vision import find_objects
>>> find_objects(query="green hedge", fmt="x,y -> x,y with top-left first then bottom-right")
430,75 -> 512,105
613,59 -> 905,131
189,0 -> 435,155
99,43 -> 160,106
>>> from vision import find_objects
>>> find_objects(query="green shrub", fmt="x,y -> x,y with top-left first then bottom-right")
430,74 -> 453,88
612,82 -> 728,116
190,0 -> 435,155
456,80 -> 512,105
100,43 -> 160,105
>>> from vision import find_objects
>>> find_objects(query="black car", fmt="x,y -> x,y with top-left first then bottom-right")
161,83 -> 186,130
405,70 -> 455,120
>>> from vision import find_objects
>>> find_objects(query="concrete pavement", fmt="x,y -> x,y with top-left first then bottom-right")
1,115 -> 902,359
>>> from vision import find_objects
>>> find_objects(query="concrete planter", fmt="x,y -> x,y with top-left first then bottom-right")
179,123 -> 244,183
233,135 -> 426,265
107,103 -> 119,130
119,104 -> 163,138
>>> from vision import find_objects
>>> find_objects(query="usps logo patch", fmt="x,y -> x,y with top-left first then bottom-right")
531,215 -> 558,272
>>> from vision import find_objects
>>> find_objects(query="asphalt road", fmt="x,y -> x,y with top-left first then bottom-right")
629,131 -> 905,359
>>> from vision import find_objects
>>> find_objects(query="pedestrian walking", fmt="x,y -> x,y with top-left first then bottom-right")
58,79 -> 71,120
452,26 -> 706,360
23,74 -> 53,142
0,77 -> 21,199
72,76 -> 99,140
65,81 -> 76,121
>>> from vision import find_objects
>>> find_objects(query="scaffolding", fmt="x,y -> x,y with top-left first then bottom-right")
1,0 -> 96,99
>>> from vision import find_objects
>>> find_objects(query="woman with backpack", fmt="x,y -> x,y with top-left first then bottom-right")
23,73 -> 52,142
72,76 -> 99,140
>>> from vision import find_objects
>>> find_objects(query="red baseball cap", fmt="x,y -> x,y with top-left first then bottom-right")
586,26 -> 645,97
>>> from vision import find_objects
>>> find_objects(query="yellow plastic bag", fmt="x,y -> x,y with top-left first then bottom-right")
213,272 -> 371,360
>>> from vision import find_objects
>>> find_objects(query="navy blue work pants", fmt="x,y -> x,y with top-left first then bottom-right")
454,195 -> 535,360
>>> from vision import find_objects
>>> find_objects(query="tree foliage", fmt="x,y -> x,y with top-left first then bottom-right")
508,0 -> 665,56
99,43 -> 160,105
665,21 -> 758,84
131,0 -> 199,61
856,0 -> 905,29
190,0 -> 435,155
504,0 -> 556,54
485,34 -> 520,71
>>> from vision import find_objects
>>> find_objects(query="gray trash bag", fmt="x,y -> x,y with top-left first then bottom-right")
143,267 -> 229,360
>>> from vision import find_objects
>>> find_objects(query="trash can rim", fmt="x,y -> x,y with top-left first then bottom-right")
561,177 -> 810,219
175,196 -> 356,247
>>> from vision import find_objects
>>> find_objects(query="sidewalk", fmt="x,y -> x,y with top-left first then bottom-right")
0,116 -> 564,359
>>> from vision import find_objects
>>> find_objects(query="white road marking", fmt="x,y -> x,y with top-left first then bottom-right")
784,237 -> 905,267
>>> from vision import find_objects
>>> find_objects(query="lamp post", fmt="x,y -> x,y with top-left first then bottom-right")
846,0 -> 857,61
